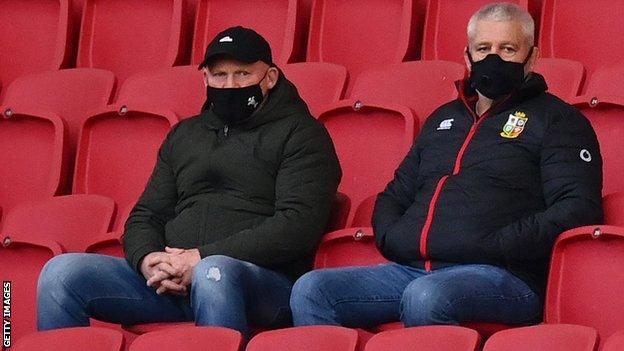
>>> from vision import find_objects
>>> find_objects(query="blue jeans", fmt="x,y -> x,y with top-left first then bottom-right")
37,253 -> 293,337
290,263 -> 541,328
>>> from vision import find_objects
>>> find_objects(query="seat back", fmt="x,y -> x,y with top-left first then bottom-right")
0,109 -> 66,221
351,60 -> 464,127
281,62 -> 347,118
483,324 -> 598,351
421,0 -> 528,63
128,326 -> 241,351
0,0 -> 70,94
533,58 -> 584,101
117,66 -> 205,120
603,192 -> 624,227
12,327 -> 124,351
77,0 -> 185,84
539,0 -> 624,83
247,326 -> 358,351
192,0 -> 302,66
307,0 -> 416,91
603,330 -> 624,351
545,225 -> 624,340
73,107 -> 177,230
365,326 -> 479,351
314,227 -> 388,269
2,195 -> 115,253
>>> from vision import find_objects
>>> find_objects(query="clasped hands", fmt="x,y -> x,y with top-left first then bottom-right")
140,247 -> 201,296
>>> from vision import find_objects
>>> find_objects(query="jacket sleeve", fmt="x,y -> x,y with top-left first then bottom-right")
372,141 -> 421,255
481,107 -> 604,263
196,120 -> 341,266
123,127 -> 179,272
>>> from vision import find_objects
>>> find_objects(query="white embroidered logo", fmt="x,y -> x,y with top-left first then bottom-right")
219,36 -> 234,43
247,96 -> 258,108
580,149 -> 592,162
437,118 -> 454,131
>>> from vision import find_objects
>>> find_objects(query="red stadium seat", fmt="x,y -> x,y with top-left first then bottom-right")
0,108 -> 67,224
603,192 -> 624,227
583,66 -> 624,100
128,326 -> 241,351
246,326 -> 358,351
0,0 -> 70,99
483,324 -> 598,351
533,58 -> 584,101
307,0 -> 417,93
603,330 -> 624,351
539,0 -> 624,85
318,100 -> 416,225
350,195 -> 376,227
314,227 -> 388,269
73,105 -> 178,248
350,60 -> 465,127
2,69 -> 115,162
545,225 -> 624,340
11,327 -> 124,351
77,0 -> 186,85
118,66 -> 205,120
365,326 -> 480,351
1,195 -> 115,253
281,62 -> 347,118
421,0 -> 529,63
0,236 -> 62,344
191,0 -> 304,66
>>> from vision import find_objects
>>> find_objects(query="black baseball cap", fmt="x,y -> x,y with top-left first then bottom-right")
197,26 -> 273,70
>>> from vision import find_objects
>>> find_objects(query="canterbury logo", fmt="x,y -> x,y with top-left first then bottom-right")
437,118 -> 454,131
219,36 -> 234,43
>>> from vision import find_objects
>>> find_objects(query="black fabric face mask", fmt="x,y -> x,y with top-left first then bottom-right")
206,71 -> 268,125
468,48 -> 533,100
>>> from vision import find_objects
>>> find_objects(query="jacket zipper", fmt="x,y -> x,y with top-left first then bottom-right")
418,93 -> 512,271
223,125 -> 229,137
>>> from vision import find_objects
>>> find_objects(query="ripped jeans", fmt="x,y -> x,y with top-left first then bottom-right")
37,254 -> 293,337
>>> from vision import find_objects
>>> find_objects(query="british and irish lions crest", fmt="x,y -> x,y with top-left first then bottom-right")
500,111 -> 528,139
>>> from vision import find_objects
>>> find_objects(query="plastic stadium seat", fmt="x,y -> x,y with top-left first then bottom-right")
246,326 -> 358,351
314,227 -> 388,269
12,327 -> 124,351
539,0 -> 624,84
118,66 -> 205,120
318,100 -> 416,225
128,326 -> 241,351
0,235 -> 62,344
2,69 -> 115,160
351,195 -> 376,227
365,326 -> 480,351
483,324 -> 598,351
533,58 -> 584,101
192,0 -> 304,66
0,0 -> 70,99
604,192 -> 624,227
350,60 -> 465,127
569,95 -> 624,196
1,195 -> 115,253
307,0 -> 417,92
77,0 -> 186,85
583,66 -> 624,100
603,330 -> 624,351
421,0 -> 528,63
73,105 -> 178,245
281,62 -> 347,118
545,225 -> 624,340
0,108 -> 67,224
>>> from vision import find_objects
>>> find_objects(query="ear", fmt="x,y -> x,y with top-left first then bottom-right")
202,68 -> 209,87
266,67 -> 279,90
526,46 -> 539,73
463,46 -> 472,71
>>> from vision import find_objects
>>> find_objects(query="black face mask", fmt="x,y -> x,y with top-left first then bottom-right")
467,48 -> 533,100
206,71 -> 268,125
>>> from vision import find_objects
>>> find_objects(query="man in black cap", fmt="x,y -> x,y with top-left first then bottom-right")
37,26 -> 341,337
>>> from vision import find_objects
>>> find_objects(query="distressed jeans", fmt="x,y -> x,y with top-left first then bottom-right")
37,253 -> 293,337
291,263 -> 542,328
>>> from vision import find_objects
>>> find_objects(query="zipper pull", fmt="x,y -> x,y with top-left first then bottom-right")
223,125 -> 229,137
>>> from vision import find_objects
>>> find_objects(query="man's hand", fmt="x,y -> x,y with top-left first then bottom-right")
149,247 -> 201,295
140,251 -> 187,295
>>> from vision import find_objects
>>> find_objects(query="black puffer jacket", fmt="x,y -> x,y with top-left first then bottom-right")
373,73 -> 603,296
124,74 -> 342,281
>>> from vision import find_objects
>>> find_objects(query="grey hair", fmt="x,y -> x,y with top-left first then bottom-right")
467,3 -> 535,46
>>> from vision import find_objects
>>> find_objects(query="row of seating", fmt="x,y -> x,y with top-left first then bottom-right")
11,324 -> 624,351
2,0 -> 623,98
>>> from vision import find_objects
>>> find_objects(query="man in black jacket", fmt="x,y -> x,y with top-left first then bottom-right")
291,3 -> 603,328
37,27 -> 341,336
